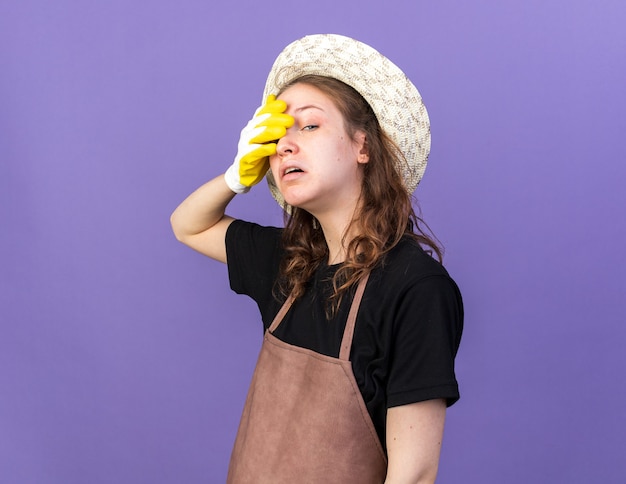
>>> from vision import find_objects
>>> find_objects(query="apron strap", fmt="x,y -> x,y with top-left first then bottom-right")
268,271 -> 371,362
339,272 -> 370,361
268,294 -> 295,333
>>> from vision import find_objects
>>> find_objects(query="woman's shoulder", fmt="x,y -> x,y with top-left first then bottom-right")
227,219 -> 284,251
367,237 -> 463,330
368,236 -> 462,306
380,236 -> 451,282
225,219 -> 285,266
227,219 -> 283,238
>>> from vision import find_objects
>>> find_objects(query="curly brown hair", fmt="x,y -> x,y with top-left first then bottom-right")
276,75 -> 442,317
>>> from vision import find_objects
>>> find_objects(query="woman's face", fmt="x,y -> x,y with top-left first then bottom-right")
269,83 -> 368,217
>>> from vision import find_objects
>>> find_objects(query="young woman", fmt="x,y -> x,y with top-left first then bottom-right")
171,34 -> 463,484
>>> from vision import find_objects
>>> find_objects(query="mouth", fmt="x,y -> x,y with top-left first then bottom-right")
282,165 -> 305,179
284,167 -> 304,175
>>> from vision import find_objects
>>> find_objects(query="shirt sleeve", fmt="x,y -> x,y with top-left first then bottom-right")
225,220 -> 284,326
386,274 -> 464,408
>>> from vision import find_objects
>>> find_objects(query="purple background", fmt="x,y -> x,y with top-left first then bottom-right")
2,0 -> 625,482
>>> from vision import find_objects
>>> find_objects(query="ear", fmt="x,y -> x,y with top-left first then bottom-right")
355,131 -> 369,164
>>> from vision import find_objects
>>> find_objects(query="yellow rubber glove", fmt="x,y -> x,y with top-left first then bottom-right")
224,95 -> 294,193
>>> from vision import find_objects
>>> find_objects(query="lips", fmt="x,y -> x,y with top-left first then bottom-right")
281,163 -> 305,180
284,167 -> 303,175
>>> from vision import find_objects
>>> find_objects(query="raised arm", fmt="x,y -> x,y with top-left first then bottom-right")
170,95 -> 293,263
170,174 -> 237,263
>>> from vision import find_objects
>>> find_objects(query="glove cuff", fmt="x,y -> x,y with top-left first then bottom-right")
224,165 -> 251,194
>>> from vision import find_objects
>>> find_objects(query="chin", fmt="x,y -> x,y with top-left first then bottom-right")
283,198 -> 309,212
281,189 -> 314,211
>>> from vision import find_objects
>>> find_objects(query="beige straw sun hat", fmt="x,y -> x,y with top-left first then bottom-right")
263,33 -> 431,210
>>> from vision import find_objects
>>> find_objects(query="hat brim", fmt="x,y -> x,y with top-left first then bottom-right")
263,34 -> 430,211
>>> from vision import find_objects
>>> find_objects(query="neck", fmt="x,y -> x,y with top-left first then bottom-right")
303,185 -> 364,265
316,207 -> 361,266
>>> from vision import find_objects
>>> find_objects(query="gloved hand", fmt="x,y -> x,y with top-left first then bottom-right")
224,95 -> 294,194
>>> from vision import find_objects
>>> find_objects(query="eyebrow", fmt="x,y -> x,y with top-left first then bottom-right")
294,105 -> 325,114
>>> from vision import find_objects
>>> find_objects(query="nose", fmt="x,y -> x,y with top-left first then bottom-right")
276,128 -> 297,156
